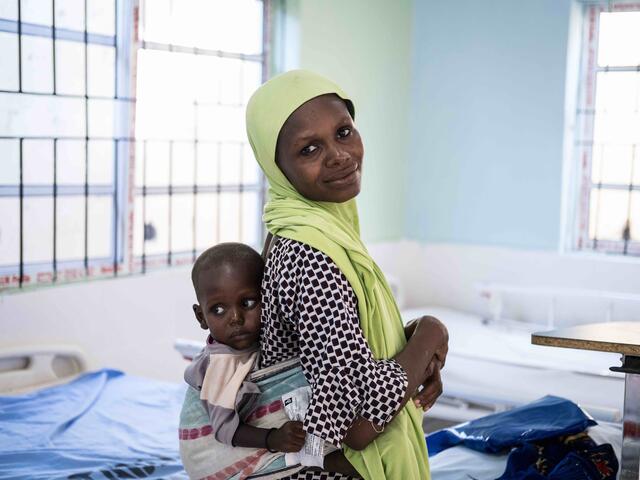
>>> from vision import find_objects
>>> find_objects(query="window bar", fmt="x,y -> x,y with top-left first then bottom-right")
53,138 -> 58,282
113,139 -> 119,275
52,0 -> 57,94
238,145 -> 244,242
83,0 -> 90,275
114,0 -> 118,99
142,140 -> 147,273
168,140 -> 173,266
17,0 -> 22,92
260,0 -> 270,244
192,101 -> 199,262
623,145 -> 637,255
591,144 -> 606,250
19,138 -> 24,287
0,89 -> 134,102
262,0 -> 271,83
238,65 -> 245,243
216,142 -> 221,244
592,186 -> 600,251
52,0 -> 58,282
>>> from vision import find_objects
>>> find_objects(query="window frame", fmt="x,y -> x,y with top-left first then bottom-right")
0,0 -> 270,291
574,2 -> 640,257
0,0 -> 135,289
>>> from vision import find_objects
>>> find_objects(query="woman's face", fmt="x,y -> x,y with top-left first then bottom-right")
276,94 -> 364,203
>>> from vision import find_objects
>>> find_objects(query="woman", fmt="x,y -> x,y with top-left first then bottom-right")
246,70 -> 448,479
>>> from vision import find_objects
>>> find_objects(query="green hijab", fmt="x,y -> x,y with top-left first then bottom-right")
246,70 -> 430,480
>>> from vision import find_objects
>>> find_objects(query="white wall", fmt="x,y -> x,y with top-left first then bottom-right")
0,267 -> 204,382
2,240 -> 639,382
372,241 -> 640,326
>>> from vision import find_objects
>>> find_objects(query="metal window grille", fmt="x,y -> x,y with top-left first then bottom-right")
574,3 -> 640,256
0,0 -> 268,290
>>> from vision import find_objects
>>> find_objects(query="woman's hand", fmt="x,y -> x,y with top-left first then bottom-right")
409,316 -> 447,410
413,362 -> 443,411
267,421 -> 306,453
413,316 -> 448,366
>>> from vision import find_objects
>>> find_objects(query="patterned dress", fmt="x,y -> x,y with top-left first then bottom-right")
260,238 -> 408,479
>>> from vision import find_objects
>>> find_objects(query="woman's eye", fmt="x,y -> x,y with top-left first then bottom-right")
300,145 -> 318,156
337,127 -> 351,138
211,305 -> 225,315
243,298 -> 258,309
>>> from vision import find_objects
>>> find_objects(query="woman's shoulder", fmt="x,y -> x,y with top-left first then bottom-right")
267,237 -> 355,300
270,237 -> 338,271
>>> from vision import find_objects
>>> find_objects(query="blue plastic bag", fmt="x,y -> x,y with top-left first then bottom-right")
427,395 -> 597,456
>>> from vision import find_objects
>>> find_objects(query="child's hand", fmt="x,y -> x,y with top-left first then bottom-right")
267,421 -> 306,452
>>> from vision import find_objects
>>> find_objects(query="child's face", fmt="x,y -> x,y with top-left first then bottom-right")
276,94 -> 364,203
192,262 -> 261,350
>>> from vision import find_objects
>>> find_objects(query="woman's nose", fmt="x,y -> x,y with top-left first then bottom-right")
325,143 -> 350,167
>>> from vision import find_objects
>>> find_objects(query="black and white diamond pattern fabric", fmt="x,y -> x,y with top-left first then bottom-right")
260,237 -> 408,450
286,471 -> 355,480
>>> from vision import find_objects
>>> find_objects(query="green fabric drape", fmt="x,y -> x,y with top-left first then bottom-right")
246,69 -> 430,480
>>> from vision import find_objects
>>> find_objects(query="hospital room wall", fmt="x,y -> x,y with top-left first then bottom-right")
0,268 -> 205,382
406,0 -> 572,250
394,0 -> 640,319
0,1 -> 415,383
270,0 -> 413,242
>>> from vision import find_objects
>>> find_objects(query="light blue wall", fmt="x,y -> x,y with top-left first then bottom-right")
270,0 -> 413,243
406,0 -> 575,250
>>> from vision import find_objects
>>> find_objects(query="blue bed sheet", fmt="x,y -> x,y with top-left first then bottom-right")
0,369 -> 187,480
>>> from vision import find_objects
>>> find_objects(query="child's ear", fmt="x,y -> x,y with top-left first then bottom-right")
192,304 -> 208,330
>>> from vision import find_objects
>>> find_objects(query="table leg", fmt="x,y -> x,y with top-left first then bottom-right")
614,356 -> 640,480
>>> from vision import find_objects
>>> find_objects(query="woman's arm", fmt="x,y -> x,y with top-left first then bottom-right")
343,316 -> 448,451
263,239 -> 448,453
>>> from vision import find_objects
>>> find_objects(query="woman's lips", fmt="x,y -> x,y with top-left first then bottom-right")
325,164 -> 359,186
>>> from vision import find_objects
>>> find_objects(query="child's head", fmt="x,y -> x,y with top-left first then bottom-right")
191,243 -> 264,350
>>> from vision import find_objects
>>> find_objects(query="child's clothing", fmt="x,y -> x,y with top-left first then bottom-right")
180,347 -> 332,479
184,335 -> 261,445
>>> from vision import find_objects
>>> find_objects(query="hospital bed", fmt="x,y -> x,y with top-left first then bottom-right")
0,317 -> 626,480
397,282 -> 640,425
0,347 -> 188,479
395,283 -> 637,479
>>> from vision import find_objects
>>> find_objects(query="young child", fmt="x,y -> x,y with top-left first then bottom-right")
185,242 -> 306,453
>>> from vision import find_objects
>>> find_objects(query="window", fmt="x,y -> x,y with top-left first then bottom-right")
0,0 -> 268,289
574,3 -> 640,256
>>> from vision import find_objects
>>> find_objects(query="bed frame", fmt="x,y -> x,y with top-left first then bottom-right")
0,346 -> 87,394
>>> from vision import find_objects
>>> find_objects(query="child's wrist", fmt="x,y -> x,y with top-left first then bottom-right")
265,427 -> 278,453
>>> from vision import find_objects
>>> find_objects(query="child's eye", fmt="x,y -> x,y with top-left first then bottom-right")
337,127 -> 351,138
242,298 -> 258,309
300,144 -> 318,156
211,305 -> 225,315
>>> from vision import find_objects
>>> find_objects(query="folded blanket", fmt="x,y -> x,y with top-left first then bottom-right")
179,358 -> 309,480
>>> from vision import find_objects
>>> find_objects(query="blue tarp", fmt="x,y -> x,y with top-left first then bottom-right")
426,395 -> 597,456
426,395 -> 617,480
0,369 -> 187,480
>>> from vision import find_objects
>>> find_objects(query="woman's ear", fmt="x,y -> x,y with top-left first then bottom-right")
193,304 -> 208,330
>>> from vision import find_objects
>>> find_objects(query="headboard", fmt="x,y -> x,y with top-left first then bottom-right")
0,346 -> 87,394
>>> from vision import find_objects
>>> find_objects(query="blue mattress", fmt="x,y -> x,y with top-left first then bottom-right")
0,369 -> 187,480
